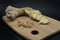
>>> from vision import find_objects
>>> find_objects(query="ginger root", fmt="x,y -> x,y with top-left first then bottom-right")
5,6 -> 49,24
5,6 -> 24,19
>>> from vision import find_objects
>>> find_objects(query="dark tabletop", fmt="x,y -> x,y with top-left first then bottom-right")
0,0 -> 60,40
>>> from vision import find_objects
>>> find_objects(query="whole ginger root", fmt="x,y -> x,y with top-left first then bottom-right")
5,6 -> 49,24
5,6 -> 25,19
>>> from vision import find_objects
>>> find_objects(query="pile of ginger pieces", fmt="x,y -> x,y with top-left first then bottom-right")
5,6 -> 49,25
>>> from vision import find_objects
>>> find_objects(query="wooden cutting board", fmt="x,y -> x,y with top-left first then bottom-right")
2,16 -> 60,40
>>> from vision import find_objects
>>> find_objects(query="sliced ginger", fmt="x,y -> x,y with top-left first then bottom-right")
24,8 -> 49,24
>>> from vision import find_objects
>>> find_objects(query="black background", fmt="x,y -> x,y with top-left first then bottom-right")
0,0 -> 60,40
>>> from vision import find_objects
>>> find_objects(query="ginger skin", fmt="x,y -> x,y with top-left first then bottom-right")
5,6 -> 24,19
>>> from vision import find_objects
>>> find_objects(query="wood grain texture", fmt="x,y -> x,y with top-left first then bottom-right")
2,16 -> 60,40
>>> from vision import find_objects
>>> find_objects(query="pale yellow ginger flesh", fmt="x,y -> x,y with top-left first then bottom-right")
24,8 -> 49,24
5,6 -> 49,24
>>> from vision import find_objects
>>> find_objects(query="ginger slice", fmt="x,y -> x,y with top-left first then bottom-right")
18,22 -> 32,28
